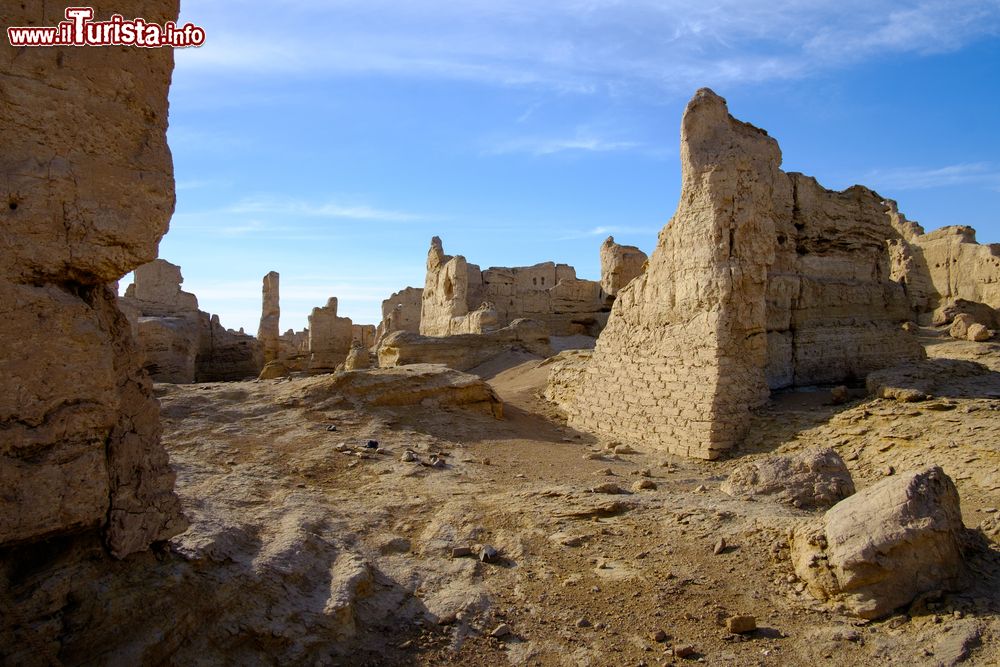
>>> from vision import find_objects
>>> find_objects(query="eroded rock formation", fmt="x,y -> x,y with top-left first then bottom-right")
420,237 -> 610,337
379,319 -> 551,372
299,363 -> 504,416
308,297 -> 354,373
790,466 -> 966,619
721,448 -> 855,509
600,236 -> 647,296
375,286 -> 423,345
258,271 -> 281,364
561,89 -> 923,459
0,1 -> 183,561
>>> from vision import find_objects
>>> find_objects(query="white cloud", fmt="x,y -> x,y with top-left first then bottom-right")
866,162 -> 1000,191
488,136 -> 640,156
175,1 -> 1000,95
226,197 -> 432,222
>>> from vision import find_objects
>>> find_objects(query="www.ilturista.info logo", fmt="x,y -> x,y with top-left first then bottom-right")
7,7 -> 205,48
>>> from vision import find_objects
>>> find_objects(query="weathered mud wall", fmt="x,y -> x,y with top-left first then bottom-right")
765,175 -> 921,388
0,1 -> 184,557
600,236 -> 647,296
258,271 -> 280,364
420,237 -> 610,337
375,286 -> 423,345
563,89 -> 923,459
121,259 -> 262,382
309,297 -> 354,372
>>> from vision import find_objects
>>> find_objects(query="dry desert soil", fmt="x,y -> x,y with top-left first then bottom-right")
154,330 -> 1000,666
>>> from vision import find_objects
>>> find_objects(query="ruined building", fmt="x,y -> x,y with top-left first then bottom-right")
888,213 -> 1000,321
258,271 -> 281,364
120,259 -> 262,383
375,286 -> 423,345
308,297 -> 355,373
278,327 -> 311,371
563,89 -> 924,459
420,238 -> 615,338
600,236 -> 647,297
352,324 -> 377,350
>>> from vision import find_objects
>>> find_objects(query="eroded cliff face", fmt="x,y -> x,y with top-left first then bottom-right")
0,1 -> 184,556
562,89 -> 923,459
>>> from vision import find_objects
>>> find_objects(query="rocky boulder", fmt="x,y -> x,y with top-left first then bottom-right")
344,344 -> 371,371
790,466 -> 966,619
258,360 -> 289,380
932,298 -> 998,328
297,364 -> 503,418
949,313 -> 993,342
721,447 -> 855,509
967,323 -> 992,341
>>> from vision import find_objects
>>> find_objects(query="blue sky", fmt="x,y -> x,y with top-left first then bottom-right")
152,0 -> 1000,333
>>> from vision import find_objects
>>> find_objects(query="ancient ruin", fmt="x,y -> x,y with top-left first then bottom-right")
120,259 -> 262,382
562,89 -> 924,459
352,323 -> 377,350
0,0 -> 183,565
4,2 -> 1000,658
889,217 -> 1000,323
375,286 -> 423,344
420,237 -> 611,338
278,327 -> 311,370
308,297 -> 354,373
258,270 -> 281,364
379,318 -> 551,371
599,236 -> 647,296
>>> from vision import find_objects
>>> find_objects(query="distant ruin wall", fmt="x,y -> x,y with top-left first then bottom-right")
375,286 -> 423,345
120,259 -> 262,383
379,319 -> 552,372
906,227 -> 1000,315
563,89 -> 923,459
308,297 -> 354,373
352,323 -> 377,350
600,236 -> 647,296
420,237 -> 610,337
0,0 -> 184,556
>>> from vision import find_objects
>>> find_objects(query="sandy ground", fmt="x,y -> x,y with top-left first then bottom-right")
156,331 -> 1000,666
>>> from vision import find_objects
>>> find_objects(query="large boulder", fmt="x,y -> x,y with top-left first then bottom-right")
344,344 -> 371,371
721,447 -> 855,509
949,313 -> 977,340
966,323 -> 992,342
790,467 -> 966,619
932,298 -> 998,329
